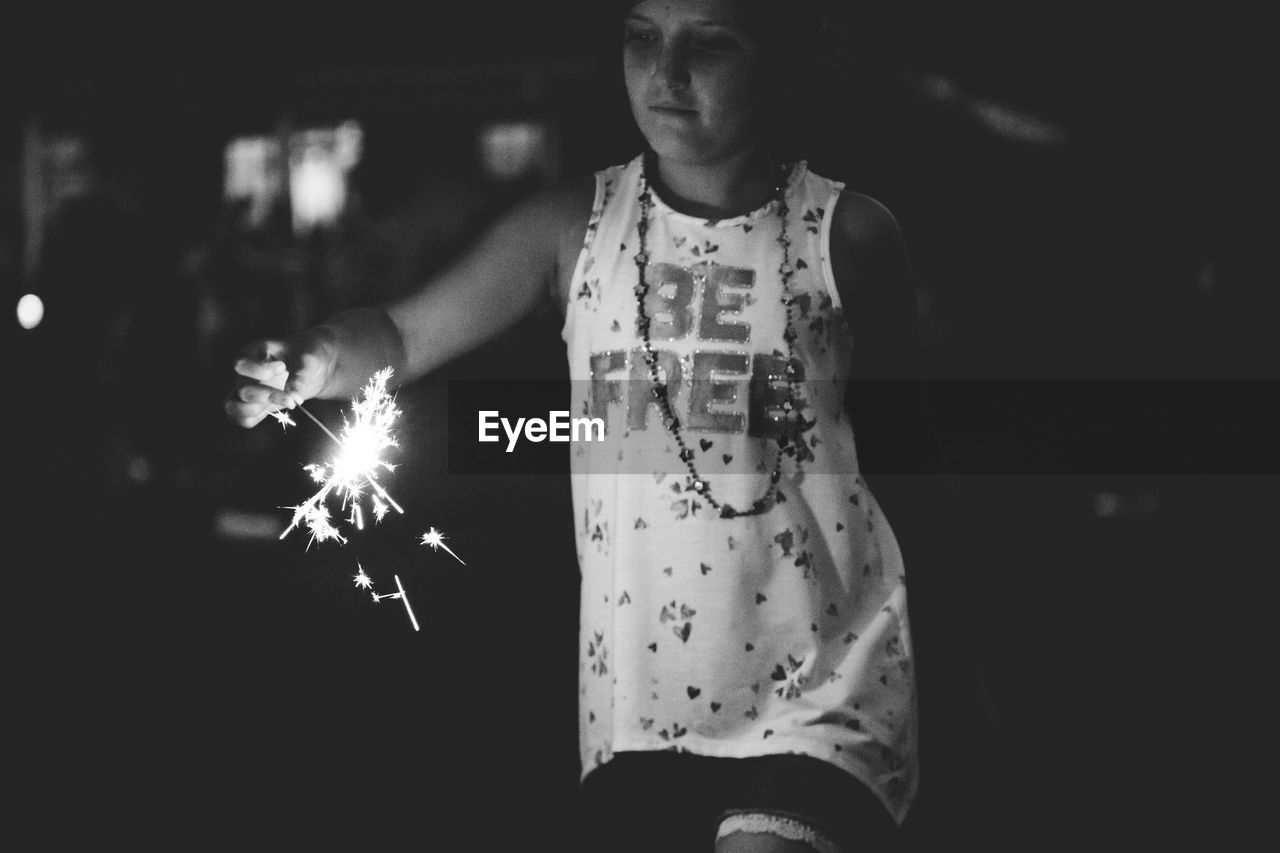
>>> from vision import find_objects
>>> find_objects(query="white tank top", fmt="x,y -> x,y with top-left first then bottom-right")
561,154 -> 918,823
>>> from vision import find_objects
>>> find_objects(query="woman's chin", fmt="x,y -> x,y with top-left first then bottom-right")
643,133 -> 719,165
639,120 -> 756,167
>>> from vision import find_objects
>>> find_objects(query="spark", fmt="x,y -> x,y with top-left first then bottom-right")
370,574 -> 420,631
394,574 -> 420,631
281,501 -> 346,547
419,526 -> 466,565
353,564 -> 374,590
279,367 -> 405,546
268,409 -> 296,430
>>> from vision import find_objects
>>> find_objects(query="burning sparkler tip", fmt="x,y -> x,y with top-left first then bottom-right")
278,366 -> 403,546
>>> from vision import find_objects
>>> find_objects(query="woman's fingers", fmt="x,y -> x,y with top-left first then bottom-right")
224,392 -> 270,428
223,395 -> 268,429
224,375 -> 295,428
234,339 -> 291,386
235,337 -> 288,364
282,343 -> 331,401
228,334 -> 335,428
234,379 -> 296,408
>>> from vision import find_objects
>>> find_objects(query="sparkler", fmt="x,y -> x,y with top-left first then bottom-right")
370,573 -> 420,631
278,367 -> 405,547
419,526 -> 465,565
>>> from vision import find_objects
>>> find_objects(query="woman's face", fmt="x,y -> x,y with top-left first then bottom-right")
623,0 -> 767,165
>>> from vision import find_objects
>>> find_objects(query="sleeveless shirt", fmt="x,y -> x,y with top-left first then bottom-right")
561,155 -> 918,823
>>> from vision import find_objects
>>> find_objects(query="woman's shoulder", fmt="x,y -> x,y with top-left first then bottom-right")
798,164 -> 905,257
825,187 -> 915,328
829,189 -> 906,256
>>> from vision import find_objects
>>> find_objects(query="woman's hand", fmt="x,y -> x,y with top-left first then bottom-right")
224,329 -> 338,428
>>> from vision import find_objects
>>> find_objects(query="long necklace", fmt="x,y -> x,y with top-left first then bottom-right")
633,157 -> 803,519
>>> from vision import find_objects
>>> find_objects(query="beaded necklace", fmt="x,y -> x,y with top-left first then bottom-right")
633,155 -> 803,519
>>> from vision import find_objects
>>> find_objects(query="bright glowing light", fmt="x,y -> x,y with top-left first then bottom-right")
288,123 -> 362,235
268,409 -> 296,430
353,563 -> 374,590
419,526 -> 466,565
290,153 -> 345,232
280,367 -> 404,547
16,294 -> 44,330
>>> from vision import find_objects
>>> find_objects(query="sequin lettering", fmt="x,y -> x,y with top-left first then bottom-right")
688,351 -> 750,433
697,264 -> 754,343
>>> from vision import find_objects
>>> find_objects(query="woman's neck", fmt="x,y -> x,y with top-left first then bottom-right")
648,147 -> 782,219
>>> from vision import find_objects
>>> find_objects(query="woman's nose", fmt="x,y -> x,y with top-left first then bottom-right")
653,42 -> 690,90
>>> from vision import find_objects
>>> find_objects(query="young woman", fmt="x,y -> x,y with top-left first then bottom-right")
227,2 -> 931,849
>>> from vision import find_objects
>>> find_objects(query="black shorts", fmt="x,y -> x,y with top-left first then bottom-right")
577,750 -> 902,852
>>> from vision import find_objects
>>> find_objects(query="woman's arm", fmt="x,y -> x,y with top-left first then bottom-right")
226,178 -> 593,427
384,178 -> 593,385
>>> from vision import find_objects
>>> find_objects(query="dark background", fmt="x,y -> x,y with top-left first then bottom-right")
3,2 -> 1274,848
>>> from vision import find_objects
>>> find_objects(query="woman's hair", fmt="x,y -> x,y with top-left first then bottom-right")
615,0 -> 830,162
616,0 -> 824,80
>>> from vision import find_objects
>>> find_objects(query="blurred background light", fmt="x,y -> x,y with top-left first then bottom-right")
44,134 -> 95,208
16,293 -> 44,329
288,122 -> 364,235
290,151 -> 345,233
479,120 -> 552,182
912,71 -> 1067,146
224,136 -> 285,229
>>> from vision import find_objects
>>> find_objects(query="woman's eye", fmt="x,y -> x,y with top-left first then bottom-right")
695,37 -> 737,53
624,29 -> 656,46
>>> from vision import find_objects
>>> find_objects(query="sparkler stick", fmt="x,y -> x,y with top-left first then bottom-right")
291,401 -> 342,445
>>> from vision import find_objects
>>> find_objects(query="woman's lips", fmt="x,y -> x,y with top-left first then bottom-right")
650,105 -> 697,118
